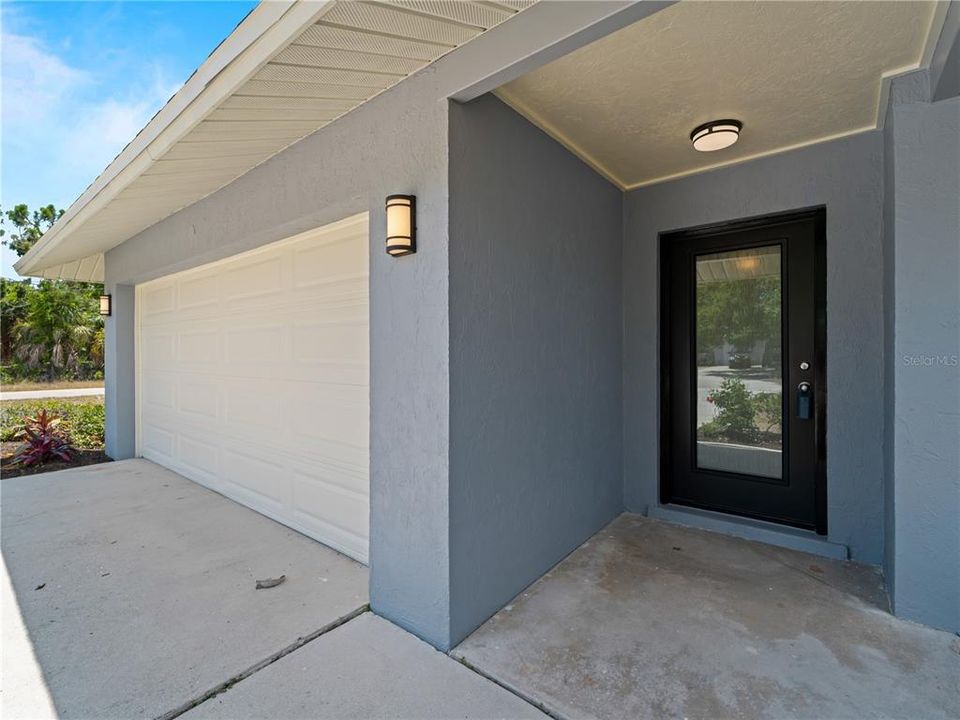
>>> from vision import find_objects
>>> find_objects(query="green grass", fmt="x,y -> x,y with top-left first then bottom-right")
1,398 -> 105,449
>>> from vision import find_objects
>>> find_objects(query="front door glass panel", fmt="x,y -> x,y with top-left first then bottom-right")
695,246 -> 783,479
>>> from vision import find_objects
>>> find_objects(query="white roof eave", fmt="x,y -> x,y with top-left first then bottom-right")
14,0 -> 334,282
14,0 -> 556,283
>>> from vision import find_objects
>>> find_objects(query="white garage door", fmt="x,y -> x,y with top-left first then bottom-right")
137,214 -> 369,563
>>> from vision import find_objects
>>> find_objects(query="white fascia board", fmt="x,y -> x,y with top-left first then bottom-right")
16,0 -> 334,279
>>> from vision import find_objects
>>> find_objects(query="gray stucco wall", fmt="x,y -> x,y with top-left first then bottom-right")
880,68 -> 935,607
104,68 -> 454,648
931,2 -> 960,102
103,282 -> 135,460
889,95 -> 960,632
447,95 -> 623,644
623,131 -> 886,564
882,93 -> 898,599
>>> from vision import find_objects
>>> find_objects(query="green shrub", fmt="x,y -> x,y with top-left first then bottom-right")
701,379 -> 783,444
701,378 -> 758,443
751,392 -> 782,435
1,399 -> 104,448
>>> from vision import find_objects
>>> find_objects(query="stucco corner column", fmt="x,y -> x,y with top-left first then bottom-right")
103,282 -> 136,460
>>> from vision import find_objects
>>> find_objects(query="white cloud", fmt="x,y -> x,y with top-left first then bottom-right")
61,71 -> 182,174
1,28 -> 180,207
1,32 -> 89,129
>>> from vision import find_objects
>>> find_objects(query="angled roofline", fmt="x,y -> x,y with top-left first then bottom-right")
16,0 -> 682,281
15,0 -> 334,279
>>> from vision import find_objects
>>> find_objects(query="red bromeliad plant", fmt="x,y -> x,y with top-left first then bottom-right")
11,409 -> 75,467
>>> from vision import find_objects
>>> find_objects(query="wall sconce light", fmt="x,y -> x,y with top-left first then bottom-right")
99,294 -> 112,316
385,194 -> 416,257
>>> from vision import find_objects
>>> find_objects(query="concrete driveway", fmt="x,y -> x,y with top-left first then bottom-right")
2,460 -> 543,720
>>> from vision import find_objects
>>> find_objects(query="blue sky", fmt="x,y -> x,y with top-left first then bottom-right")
1,1 -> 257,279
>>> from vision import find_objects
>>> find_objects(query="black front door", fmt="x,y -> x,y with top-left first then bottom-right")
661,208 -> 826,532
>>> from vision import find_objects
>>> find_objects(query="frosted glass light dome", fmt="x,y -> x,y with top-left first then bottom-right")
691,120 -> 742,152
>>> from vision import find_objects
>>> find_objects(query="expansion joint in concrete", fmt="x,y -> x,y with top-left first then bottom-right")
450,653 -> 568,720
155,604 -> 370,720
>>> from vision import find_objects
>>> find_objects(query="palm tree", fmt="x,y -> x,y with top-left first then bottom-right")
12,281 -> 102,380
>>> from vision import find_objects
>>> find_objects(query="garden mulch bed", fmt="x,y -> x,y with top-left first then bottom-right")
0,441 -> 111,479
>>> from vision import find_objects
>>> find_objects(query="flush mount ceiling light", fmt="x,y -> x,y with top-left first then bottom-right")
690,119 -> 742,152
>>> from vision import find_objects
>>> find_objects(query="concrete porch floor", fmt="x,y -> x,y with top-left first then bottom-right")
453,514 -> 960,720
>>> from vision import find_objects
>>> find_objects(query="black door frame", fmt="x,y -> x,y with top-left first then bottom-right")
658,206 -> 828,534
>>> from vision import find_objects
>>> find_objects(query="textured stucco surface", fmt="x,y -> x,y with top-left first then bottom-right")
888,95 -> 960,632
881,86 -> 899,602
878,68 -> 931,611
623,131 -> 887,564
931,2 -> 960,102
447,95 -> 623,645
103,282 -> 135,460
499,1 -> 934,187
104,67 -> 453,647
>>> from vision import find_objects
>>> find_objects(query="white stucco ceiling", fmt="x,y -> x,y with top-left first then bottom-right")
498,0 -> 941,189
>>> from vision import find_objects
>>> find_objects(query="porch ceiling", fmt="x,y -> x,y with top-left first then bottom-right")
497,1 -> 944,190
15,0 -> 533,283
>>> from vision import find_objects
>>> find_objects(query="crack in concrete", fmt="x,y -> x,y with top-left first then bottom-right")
154,604 -> 370,720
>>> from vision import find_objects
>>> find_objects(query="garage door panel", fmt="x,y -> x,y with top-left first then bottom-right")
142,335 -> 176,369
221,378 -> 284,432
141,372 -> 176,409
220,447 -> 288,508
178,380 -> 219,419
292,279 -> 368,309
138,214 -> 369,563
289,515 -> 366,565
223,324 -> 288,366
290,450 -> 367,493
292,472 -> 368,537
141,284 -> 176,317
292,384 -> 368,449
178,273 -> 220,309
287,360 -> 368,388
178,436 -> 219,478
293,238 -> 367,288
141,425 -> 176,462
178,330 -> 220,365
288,442 -> 368,489
221,255 -> 285,302
292,319 -> 368,365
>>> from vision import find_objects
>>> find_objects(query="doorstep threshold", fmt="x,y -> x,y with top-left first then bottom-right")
647,504 -> 849,560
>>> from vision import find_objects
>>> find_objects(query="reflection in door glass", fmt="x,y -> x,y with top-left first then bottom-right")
696,246 -> 783,479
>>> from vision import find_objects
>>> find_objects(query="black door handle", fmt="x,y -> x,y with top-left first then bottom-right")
797,382 -> 812,420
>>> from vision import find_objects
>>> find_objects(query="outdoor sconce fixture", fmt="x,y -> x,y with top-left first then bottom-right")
385,194 -> 416,257
691,119 -> 742,152
99,294 -> 112,316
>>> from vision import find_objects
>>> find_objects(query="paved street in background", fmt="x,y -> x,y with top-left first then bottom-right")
0,387 -> 105,401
